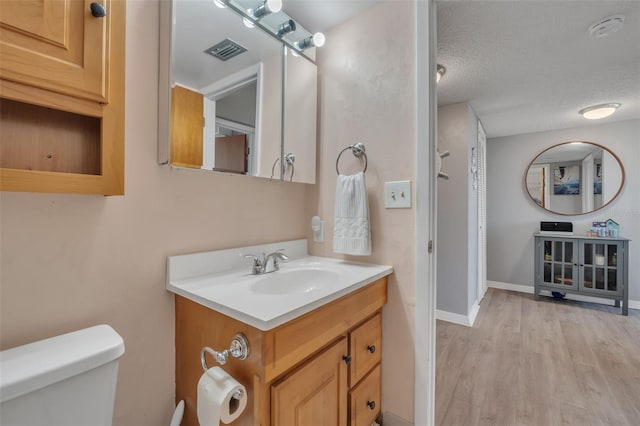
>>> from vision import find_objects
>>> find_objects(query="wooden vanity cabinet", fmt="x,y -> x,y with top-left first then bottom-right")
175,277 -> 387,426
0,0 -> 125,195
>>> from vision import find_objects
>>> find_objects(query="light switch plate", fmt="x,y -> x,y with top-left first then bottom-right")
384,181 -> 411,208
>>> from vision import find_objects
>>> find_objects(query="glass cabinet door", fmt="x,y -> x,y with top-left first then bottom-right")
540,238 -> 578,290
580,241 -> 622,295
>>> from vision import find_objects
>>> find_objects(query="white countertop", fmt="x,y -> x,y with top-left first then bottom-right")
166,241 -> 393,330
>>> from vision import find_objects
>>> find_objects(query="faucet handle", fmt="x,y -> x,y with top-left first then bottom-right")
244,254 -> 263,274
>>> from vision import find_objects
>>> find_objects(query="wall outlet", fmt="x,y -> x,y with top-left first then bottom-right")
384,181 -> 411,208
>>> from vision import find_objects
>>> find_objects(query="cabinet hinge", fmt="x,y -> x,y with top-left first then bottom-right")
428,240 -> 433,254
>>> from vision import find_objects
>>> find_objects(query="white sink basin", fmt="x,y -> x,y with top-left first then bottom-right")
250,268 -> 342,295
167,241 -> 392,330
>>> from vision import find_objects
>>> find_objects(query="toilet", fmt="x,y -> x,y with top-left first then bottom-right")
0,324 -> 125,426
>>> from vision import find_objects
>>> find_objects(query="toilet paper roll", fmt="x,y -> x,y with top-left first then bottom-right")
197,367 -> 247,425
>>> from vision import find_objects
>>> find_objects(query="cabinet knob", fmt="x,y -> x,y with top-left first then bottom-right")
90,2 -> 107,18
367,400 -> 376,410
342,354 -> 351,365
367,344 -> 376,354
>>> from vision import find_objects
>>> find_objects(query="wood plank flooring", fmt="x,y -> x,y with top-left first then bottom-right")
435,288 -> 640,426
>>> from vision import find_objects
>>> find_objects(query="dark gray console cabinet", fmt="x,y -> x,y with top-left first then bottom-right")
534,233 -> 630,315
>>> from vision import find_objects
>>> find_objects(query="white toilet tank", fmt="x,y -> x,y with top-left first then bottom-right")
0,324 -> 125,426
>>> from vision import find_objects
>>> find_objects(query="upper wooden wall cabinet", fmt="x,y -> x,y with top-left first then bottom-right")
0,0 -> 126,195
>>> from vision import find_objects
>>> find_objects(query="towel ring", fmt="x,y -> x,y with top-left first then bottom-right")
336,143 -> 368,175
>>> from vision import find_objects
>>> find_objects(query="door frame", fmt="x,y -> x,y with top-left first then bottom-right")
415,1 -> 437,425
477,120 -> 488,302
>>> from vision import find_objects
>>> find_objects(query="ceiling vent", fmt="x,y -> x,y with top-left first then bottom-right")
204,39 -> 247,61
588,15 -> 625,38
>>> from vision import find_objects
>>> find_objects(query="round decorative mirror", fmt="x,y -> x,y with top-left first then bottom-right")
524,141 -> 625,215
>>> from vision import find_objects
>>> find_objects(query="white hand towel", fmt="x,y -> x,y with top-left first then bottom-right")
333,172 -> 371,256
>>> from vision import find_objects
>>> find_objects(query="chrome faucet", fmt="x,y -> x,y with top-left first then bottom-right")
244,249 -> 288,275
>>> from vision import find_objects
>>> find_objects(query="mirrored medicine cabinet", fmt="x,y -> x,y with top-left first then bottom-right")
524,141 -> 625,215
158,0 -> 317,184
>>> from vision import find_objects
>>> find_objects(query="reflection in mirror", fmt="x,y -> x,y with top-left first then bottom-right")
159,0 -> 318,183
168,0 -> 282,177
525,141 -> 625,215
283,48 -> 317,183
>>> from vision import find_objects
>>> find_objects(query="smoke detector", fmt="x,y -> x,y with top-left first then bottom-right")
588,15 -> 625,38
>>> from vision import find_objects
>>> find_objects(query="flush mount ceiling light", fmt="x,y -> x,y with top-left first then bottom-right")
277,19 -> 296,37
579,103 -> 621,120
588,14 -> 625,38
249,0 -> 282,19
296,32 -> 325,50
436,64 -> 446,82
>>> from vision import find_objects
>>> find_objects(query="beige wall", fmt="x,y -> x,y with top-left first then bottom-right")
308,2 -> 417,422
0,1 -> 307,425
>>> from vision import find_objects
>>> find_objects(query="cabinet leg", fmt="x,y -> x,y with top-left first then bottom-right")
615,300 -> 620,308
622,301 -> 628,316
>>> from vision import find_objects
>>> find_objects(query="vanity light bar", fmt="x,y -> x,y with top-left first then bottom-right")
222,0 -> 320,62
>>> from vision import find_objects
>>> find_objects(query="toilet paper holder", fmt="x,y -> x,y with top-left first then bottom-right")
200,333 -> 250,370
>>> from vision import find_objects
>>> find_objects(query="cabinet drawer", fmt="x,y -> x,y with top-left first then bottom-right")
349,364 -> 381,426
350,313 -> 381,385
264,278 -> 387,382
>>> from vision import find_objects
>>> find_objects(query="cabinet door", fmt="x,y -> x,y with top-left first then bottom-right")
539,238 -> 578,290
0,0 -> 108,102
580,240 -> 623,296
170,86 -> 204,168
271,338 -> 348,426
350,364 -> 381,426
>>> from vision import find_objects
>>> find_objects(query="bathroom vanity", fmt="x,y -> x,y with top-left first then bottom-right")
534,233 -> 630,315
167,240 -> 392,425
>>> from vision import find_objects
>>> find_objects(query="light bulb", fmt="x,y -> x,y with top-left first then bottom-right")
312,32 -> 325,47
243,17 -> 255,28
436,64 -> 446,83
296,32 -> 326,50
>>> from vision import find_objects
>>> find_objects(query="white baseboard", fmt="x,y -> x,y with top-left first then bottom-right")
468,301 -> 481,326
436,300 -> 480,327
487,280 -> 639,310
382,411 -> 413,426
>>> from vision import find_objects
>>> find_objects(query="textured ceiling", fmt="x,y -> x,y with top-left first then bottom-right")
437,1 -> 640,138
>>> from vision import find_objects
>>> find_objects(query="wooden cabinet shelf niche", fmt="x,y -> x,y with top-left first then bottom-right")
0,0 -> 125,195
175,276 -> 388,426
